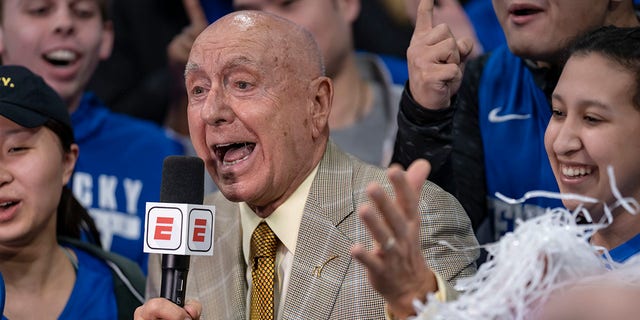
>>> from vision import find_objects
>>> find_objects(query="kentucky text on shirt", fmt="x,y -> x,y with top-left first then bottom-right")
72,172 -> 143,249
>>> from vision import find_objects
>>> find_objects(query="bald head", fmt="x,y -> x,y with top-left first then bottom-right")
185,10 -> 333,216
192,10 -> 324,78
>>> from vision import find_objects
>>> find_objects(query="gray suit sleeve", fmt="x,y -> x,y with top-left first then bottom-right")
419,180 -> 479,286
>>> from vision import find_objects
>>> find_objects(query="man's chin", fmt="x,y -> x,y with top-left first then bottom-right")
217,183 -> 253,203
507,39 -> 566,65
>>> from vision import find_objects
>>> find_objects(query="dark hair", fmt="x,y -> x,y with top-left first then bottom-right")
44,119 -> 102,247
57,187 -> 102,247
43,119 -> 74,152
568,26 -> 640,110
96,0 -> 111,22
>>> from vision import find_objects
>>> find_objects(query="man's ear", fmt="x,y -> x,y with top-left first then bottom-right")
309,76 -> 333,139
337,0 -> 361,24
99,21 -> 114,60
605,0 -> 633,25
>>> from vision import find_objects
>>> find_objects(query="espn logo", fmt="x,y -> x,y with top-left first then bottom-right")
144,203 -> 215,256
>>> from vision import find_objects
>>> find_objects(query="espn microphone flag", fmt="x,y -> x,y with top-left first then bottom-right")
144,156 -> 215,256
143,156 -> 215,306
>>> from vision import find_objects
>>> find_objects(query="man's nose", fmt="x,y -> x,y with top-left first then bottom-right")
53,7 -> 76,36
201,91 -> 235,126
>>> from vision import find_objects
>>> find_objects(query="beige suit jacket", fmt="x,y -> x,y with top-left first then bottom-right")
146,142 -> 479,319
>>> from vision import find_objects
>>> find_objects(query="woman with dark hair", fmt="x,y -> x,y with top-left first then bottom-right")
0,65 -> 144,320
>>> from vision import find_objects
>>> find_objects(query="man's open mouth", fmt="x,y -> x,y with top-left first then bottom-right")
43,49 -> 78,67
215,142 -> 256,166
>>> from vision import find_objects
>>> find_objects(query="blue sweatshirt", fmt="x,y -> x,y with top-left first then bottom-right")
69,92 -> 184,272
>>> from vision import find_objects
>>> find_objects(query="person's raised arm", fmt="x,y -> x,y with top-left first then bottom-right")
167,0 -> 209,68
166,0 -> 210,135
407,0 -> 474,110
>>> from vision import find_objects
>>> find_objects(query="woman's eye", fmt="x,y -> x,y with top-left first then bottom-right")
584,115 -> 601,124
8,147 -> 28,153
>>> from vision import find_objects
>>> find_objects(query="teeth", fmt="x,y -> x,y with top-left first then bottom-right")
223,154 -> 250,166
0,201 -> 14,208
562,166 -> 592,177
45,49 -> 77,61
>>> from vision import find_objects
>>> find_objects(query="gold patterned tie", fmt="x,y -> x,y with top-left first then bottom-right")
250,222 -> 279,320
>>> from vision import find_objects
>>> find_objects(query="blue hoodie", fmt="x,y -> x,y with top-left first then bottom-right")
69,92 -> 184,272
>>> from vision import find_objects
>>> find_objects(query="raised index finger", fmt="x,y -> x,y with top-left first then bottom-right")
414,0 -> 435,33
183,0 -> 209,28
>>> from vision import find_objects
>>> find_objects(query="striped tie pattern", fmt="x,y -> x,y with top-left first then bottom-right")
250,222 -> 279,320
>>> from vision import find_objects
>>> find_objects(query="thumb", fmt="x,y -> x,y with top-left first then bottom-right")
184,300 -> 203,320
457,38 -> 474,61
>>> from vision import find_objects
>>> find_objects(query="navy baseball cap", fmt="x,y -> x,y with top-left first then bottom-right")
0,65 -> 71,131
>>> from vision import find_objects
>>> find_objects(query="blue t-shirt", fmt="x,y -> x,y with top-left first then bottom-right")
378,54 -> 409,85
464,0 -> 507,52
2,247 -> 117,320
478,46 -> 562,241
69,92 -> 184,272
609,233 -> 640,263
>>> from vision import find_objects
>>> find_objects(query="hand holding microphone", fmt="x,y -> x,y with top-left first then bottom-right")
144,156 -> 215,307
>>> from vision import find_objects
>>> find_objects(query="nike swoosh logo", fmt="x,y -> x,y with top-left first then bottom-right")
488,107 -> 531,123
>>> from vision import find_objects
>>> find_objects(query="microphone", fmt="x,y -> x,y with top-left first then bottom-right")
144,156 -> 215,307
159,156 -> 203,307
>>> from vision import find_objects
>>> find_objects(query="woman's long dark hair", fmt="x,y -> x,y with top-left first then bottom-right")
44,119 -> 102,247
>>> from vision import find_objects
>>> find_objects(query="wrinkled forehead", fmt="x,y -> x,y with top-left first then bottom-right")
206,11 -> 291,44
189,33 -> 283,74
190,13 -> 299,69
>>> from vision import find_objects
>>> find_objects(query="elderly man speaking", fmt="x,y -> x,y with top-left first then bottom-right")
135,10 -> 478,320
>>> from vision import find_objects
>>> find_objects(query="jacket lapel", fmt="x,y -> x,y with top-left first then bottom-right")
280,142 -> 356,319
192,192 -> 247,320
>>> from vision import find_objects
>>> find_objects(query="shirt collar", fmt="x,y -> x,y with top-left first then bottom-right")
240,164 -> 320,264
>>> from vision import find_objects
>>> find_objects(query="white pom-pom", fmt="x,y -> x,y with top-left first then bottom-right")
412,165 -> 640,319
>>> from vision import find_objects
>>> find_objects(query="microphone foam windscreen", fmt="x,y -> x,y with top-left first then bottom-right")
160,156 -> 205,204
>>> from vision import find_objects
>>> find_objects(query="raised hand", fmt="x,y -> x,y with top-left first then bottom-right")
407,0 -> 475,110
167,0 -> 210,67
351,159 -> 438,319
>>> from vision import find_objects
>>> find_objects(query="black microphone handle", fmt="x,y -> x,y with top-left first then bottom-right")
160,254 -> 191,307
158,156 -> 204,307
